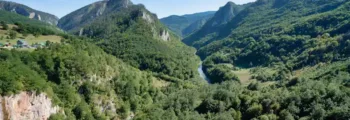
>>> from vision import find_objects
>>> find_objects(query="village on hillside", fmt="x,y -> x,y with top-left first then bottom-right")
0,21 -> 62,50
0,39 -> 49,49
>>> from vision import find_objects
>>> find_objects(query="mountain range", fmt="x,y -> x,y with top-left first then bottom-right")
1,0 -> 350,119
57,0 -> 133,32
160,11 -> 215,37
0,0 -> 59,25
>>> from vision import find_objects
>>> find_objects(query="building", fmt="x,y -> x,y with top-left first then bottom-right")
17,40 -> 29,48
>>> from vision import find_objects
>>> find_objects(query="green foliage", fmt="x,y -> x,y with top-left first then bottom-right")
79,5 -> 199,80
14,22 -> 58,36
0,51 -> 47,95
0,21 -> 8,30
73,102 -> 94,120
160,11 -> 215,37
0,1 -> 58,25
2,0 -> 350,120
0,10 -> 61,34
0,37 -> 161,119
205,64 -> 239,83
8,30 -> 17,39
48,113 -> 66,120
186,0 -> 350,84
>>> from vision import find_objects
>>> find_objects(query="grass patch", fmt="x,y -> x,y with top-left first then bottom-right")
233,69 -> 252,85
0,29 -> 61,45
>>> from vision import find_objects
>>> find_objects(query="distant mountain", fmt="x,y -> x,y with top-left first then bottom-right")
0,10 -> 62,34
58,0 -> 132,31
0,0 -> 59,25
183,2 -> 251,47
160,11 -> 215,37
59,0 -> 199,80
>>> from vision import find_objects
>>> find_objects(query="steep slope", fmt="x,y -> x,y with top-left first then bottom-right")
2,1 -> 350,120
57,0 -> 132,31
0,10 -> 63,35
0,37 -> 169,119
2,24 -> 350,120
160,11 -> 215,37
184,0 -> 350,82
0,1 -> 59,25
183,2 -> 251,47
60,0 -> 199,80
0,92 -> 59,120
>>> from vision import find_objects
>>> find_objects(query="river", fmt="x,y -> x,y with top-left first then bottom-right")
198,62 -> 211,83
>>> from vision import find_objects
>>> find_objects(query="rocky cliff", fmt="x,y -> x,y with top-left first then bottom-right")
0,92 -> 59,120
0,1 -> 59,25
58,0 -> 133,31
183,2 -> 251,47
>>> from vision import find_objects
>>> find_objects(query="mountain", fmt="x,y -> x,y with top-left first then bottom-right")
59,0 -> 199,80
0,0 -> 59,25
160,11 -> 215,37
2,0 -> 350,120
184,0 -> 350,81
183,2 -> 251,47
57,0 -> 132,31
0,10 -> 62,35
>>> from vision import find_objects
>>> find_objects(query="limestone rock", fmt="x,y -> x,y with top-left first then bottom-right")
0,92 -> 59,120
160,29 -> 170,41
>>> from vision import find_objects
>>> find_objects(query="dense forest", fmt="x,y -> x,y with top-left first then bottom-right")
1,37 -> 350,119
160,11 -> 215,37
184,0 -> 350,83
1,0 -> 350,119
75,5 -> 199,81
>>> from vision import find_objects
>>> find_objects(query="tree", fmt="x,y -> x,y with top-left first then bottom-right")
1,21 -> 8,30
9,31 -> 17,39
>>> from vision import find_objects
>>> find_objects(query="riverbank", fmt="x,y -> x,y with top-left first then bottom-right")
198,62 -> 211,83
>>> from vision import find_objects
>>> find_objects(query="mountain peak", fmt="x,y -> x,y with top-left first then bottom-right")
210,1 -> 243,26
0,1 -> 59,25
107,0 -> 133,8
225,1 -> 237,7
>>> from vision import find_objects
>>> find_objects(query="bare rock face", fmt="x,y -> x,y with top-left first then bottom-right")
0,92 -> 59,120
160,29 -> 170,41
142,11 -> 154,23
0,1 -> 59,25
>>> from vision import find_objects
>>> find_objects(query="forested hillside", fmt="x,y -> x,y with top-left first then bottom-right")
60,0 -> 199,81
0,37 -> 174,119
160,11 -> 215,37
1,0 -> 350,119
0,10 -> 62,34
0,1 -> 59,25
184,0 -> 350,83
2,38 -> 350,119
183,1 -> 251,47
57,0 -> 132,32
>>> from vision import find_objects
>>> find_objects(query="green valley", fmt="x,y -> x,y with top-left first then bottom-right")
0,0 -> 350,120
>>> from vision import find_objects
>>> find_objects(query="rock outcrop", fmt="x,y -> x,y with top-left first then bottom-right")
142,11 -> 154,23
0,1 -> 59,25
160,29 -> 170,41
0,92 -> 59,120
58,0 -> 133,31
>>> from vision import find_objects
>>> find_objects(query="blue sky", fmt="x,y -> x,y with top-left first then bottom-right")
4,0 -> 256,18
